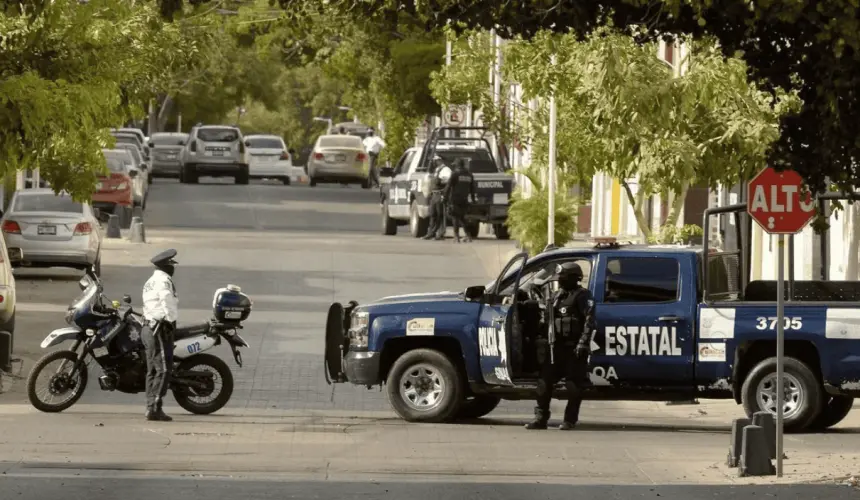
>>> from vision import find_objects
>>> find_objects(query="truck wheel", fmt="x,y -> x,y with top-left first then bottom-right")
409,200 -> 428,238
465,222 -> 480,239
808,395 -> 854,430
181,164 -> 198,184
455,395 -> 501,420
741,356 -> 823,432
381,200 -> 397,235
493,223 -> 510,240
385,348 -> 464,423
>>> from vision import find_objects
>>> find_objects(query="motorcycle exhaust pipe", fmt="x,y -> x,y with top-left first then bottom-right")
98,374 -> 117,391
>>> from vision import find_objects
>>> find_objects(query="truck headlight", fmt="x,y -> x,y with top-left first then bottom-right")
348,311 -> 369,349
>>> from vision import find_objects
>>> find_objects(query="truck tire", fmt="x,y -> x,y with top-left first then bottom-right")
808,395 -> 854,430
455,395 -> 501,420
741,356 -> 823,432
385,348 -> 464,423
181,164 -> 199,184
410,200 -> 428,238
493,223 -> 510,240
465,221 -> 480,239
235,165 -> 250,185
381,200 -> 397,235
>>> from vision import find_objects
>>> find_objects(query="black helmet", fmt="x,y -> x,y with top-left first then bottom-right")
555,262 -> 584,289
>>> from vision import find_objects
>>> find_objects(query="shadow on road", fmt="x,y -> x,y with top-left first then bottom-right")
13,269 -> 84,282
457,416 -> 731,434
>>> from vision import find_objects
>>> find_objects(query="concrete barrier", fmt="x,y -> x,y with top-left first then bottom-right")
128,217 -> 146,243
727,417 -> 751,467
106,214 -> 121,239
738,424 -> 776,477
752,411 -> 777,459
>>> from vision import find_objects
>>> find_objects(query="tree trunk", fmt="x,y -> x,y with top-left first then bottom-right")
621,180 -> 652,240
664,181 -> 690,229
846,204 -> 860,280
156,94 -> 174,132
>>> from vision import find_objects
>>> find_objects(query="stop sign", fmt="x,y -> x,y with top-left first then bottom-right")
747,167 -> 816,234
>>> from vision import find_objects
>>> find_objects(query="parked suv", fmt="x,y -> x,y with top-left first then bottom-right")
179,125 -> 250,184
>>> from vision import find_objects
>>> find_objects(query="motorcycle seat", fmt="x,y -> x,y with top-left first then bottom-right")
173,322 -> 211,340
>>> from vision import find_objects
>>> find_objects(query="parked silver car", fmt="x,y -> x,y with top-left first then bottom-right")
179,125 -> 250,185
1,189 -> 103,275
111,128 -> 150,160
148,132 -> 188,178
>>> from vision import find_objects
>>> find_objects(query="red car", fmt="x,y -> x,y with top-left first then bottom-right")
93,152 -> 137,228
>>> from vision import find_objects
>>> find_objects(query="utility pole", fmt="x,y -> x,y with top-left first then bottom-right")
547,54 -> 558,247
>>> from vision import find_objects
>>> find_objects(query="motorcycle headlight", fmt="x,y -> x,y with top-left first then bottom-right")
347,311 -> 369,349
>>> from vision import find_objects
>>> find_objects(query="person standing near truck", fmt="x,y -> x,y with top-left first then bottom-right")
423,155 -> 452,241
362,128 -> 386,188
443,158 -> 476,243
526,262 -> 596,430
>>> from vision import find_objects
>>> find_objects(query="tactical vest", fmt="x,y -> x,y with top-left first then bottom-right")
451,170 -> 473,204
553,288 -> 585,341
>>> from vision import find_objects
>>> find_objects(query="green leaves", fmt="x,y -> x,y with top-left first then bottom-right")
506,165 -> 580,255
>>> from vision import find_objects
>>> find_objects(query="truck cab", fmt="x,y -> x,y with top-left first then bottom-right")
378,126 -> 514,240
325,236 -> 860,432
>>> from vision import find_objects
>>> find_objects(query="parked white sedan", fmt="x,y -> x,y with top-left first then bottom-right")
245,135 -> 296,185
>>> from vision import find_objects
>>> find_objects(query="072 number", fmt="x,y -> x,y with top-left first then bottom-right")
755,317 -> 802,331
186,342 -> 201,354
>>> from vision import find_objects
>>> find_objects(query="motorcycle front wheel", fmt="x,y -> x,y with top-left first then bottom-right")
27,350 -> 89,413
172,353 -> 234,415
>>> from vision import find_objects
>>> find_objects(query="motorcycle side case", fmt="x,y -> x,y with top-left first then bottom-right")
212,285 -> 252,324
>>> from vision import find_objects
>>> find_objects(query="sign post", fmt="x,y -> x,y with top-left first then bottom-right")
746,166 -> 816,477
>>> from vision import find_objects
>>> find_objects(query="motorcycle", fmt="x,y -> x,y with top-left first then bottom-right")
26,267 -> 252,415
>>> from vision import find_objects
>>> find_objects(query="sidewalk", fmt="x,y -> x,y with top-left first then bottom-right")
1,401 -> 859,484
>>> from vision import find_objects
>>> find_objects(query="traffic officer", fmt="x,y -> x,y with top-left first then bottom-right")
443,158 -> 476,243
423,155 -> 452,241
526,262 -> 596,430
141,249 -> 179,422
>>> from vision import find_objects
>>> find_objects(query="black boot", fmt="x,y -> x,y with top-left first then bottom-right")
422,232 -> 435,240
525,407 -> 549,430
148,402 -> 173,422
558,421 -> 576,430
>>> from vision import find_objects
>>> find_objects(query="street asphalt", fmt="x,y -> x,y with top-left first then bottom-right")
0,177 -> 524,413
1,477 -> 857,500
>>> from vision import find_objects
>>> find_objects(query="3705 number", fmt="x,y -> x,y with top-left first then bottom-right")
186,341 -> 201,354
755,317 -> 803,331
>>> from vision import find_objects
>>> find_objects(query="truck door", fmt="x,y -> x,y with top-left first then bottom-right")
477,252 -> 528,386
385,150 -> 416,218
590,254 -> 695,387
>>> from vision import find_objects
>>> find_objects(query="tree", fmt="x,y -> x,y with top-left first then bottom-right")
0,0 -> 202,198
432,28 -> 792,241
278,0 -> 860,195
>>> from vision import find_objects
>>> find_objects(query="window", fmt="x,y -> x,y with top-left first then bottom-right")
318,136 -> 362,149
492,258 -> 593,296
435,149 -> 499,174
114,135 -> 139,147
603,257 -> 680,303
246,137 -> 284,149
14,194 -> 83,213
151,134 -> 188,146
116,144 -> 142,164
197,128 -> 240,142
394,152 -> 414,175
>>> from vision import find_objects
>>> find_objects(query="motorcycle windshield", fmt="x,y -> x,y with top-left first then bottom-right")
70,284 -> 98,312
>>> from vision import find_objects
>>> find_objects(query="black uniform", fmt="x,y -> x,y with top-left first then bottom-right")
423,157 -> 450,240
527,262 -> 596,430
444,159 -> 476,242
141,248 -> 179,422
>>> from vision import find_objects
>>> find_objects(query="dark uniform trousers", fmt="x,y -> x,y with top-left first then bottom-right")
535,340 -> 589,423
448,202 -> 469,239
142,322 -> 174,412
368,153 -> 380,187
426,191 -> 447,238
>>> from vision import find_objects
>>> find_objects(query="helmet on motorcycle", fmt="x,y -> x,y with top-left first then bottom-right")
555,262 -> 584,290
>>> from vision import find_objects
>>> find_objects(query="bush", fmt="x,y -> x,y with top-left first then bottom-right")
506,169 -> 579,255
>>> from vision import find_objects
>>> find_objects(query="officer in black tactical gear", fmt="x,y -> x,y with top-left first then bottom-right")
141,249 -> 179,422
423,155 -> 451,241
526,261 -> 596,430
443,158 -> 476,243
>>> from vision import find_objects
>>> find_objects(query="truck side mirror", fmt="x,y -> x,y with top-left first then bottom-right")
464,285 -> 485,302
379,166 -> 394,177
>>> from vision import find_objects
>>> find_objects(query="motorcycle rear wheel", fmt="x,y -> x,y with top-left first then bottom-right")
172,353 -> 234,415
27,350 -> 88,413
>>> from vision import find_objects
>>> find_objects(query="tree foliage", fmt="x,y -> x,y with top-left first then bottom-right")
280,0 -> 860,194
506,167 -> 580,254
0,0 -> 207,198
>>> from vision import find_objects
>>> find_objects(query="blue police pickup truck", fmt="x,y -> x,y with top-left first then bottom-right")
324,242 -> 860,432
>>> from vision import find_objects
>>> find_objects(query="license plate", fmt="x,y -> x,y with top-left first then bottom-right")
212,150 -> 224,157
37,225 -> 56,235
166,154 -> 177,159
225,311 -> 242,319
493,193 -> 509,204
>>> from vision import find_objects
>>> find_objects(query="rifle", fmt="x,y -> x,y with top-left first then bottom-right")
545,287 -> 556,365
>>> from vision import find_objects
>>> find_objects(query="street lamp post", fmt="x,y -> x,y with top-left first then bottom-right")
338,106 -> 359,124
313,116 -> 333,132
